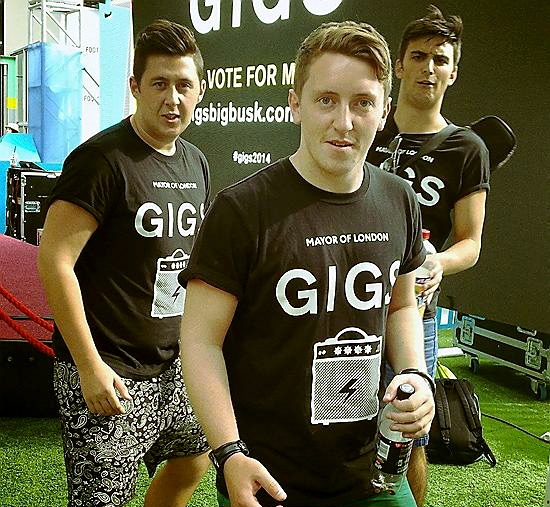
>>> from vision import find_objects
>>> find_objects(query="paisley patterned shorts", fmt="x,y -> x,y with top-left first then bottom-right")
53,357 -> 209,507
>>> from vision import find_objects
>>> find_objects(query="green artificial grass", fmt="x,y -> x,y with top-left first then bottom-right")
0,416 -> 217,507
1,330 -> 548,507
425,356 -> 549,507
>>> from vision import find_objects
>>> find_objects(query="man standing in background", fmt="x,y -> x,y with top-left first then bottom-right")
367,5 -> 490,505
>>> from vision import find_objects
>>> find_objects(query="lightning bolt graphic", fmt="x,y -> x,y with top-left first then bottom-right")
339,379 -> 359,401
171,286 -> 183,303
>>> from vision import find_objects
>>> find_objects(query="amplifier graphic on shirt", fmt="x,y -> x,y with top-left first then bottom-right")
311,327 -> 381,425
151,248 -> 189,319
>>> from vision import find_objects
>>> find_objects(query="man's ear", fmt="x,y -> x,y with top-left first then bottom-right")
288,89 -> 301,125
448,66 -> 458,87
395,59 -> 404,79
198,79 -> 207,103
129,76 -> 140,99
378,96 -> 392,131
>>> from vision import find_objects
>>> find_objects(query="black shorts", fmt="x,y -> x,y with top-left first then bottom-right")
53,357 -> 209,506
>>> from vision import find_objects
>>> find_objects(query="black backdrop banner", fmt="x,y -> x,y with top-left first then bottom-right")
133,0 -> 374,193
131,0 -> 549,333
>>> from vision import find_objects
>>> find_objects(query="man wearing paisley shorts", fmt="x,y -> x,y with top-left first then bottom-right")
38,20 -> 210,506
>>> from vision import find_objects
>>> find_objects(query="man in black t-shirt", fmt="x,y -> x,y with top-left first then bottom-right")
366,6 -> 490,505
180,21 -> 435,507
38,20 -> 210,506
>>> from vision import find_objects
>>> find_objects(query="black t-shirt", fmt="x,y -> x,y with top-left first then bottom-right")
367,108 -> 490,317
180,158 -> 424,505
50,117 -> 210,379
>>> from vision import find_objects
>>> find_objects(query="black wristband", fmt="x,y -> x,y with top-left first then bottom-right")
209,440 -> 249,472
398,368 -> 436,396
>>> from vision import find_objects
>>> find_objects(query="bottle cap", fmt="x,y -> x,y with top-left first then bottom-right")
396,383 -> 415,400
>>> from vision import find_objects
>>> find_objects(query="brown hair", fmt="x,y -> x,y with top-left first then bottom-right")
399,5 -> 463,66
133,19 -> 204,84
293,21 -> 392,100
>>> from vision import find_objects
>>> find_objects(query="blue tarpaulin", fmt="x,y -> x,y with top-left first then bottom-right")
100,3 -> 132,129
27,42 -> 82,164
0,133 -> 41,163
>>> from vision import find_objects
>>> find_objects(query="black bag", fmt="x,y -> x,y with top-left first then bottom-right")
427,378 -> 497,466
468,115 -> 517,173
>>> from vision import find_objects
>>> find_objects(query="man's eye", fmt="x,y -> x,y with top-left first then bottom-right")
319,96 -> 332,105
177,83 -> 192,93
359,99 -> 374,109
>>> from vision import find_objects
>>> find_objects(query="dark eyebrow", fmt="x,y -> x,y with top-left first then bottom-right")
149,76 -> 194,85
410,49 -> 450,64
434,54 -> 451,63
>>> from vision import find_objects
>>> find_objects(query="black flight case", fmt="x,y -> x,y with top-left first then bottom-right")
5,166 -> 61,245
455,312 -> 550,400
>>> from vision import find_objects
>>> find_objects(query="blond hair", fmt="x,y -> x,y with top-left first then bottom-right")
293,21 -> 392,99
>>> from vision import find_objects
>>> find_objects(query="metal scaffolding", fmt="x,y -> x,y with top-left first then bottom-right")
28,0 -> 99,107
28,0 -> 84,47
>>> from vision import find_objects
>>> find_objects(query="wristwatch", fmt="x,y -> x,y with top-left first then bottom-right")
399,368 -> 436,396
209,439 -> 249,472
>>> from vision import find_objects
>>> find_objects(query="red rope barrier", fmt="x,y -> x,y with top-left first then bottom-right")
0,306 -> 55,357
0,283 -> 54,332
0,283 -> 55,357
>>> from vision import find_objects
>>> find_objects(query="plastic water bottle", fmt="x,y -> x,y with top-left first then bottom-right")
9,147 -> 18,168
415,228 -> 437,315
372,383 -> 415,493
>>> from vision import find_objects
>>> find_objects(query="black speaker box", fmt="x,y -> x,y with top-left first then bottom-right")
0,340 -> 57,416
5,168 -> 61,245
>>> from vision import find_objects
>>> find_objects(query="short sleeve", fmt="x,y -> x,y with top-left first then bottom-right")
399,185 -> 426,275
179,192 -> 253,299
49,145 -> 122,225
457,132 -> 491,201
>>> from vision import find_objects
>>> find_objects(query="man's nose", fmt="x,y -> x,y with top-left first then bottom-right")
333,105 -> 353,132
423,59 -> 435,75
164,85 -> 180,105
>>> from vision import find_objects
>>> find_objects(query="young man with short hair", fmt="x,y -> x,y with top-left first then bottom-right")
367,6 -> 490,505
180,21 -> 435,507
38,19 -> 211,506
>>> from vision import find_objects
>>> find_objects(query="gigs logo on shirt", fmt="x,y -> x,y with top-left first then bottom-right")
134,201 -> 206,238
276,260 -> 401,316
401,167 -> 445,207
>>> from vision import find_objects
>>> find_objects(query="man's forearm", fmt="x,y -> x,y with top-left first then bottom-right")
181,341 -> 240,449
38,259 -> 102,370
179,280 -> 241,449
436,237 -> 481,276
385,304 -> 426,373
37,199 -> 102,370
